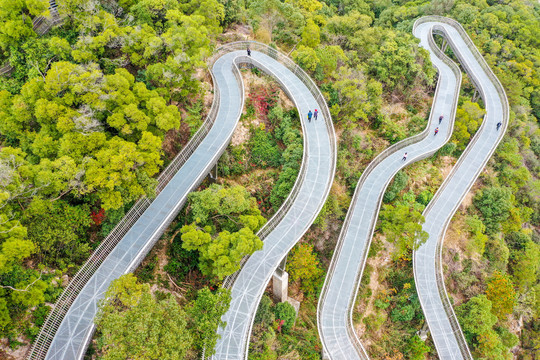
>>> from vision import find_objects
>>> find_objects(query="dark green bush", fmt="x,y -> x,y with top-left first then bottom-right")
274,302 -> 296,332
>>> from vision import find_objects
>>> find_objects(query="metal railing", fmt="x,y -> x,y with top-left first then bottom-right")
27,41 -> 337,360
204,42 -> 336,360
27,47 -> 226,360
218,41 -> 337,290
1,0 -> 62,76
317,20 -> 463,359
412,16 -> 509,360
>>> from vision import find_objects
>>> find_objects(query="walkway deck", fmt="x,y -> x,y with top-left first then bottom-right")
317,16 -> 507,360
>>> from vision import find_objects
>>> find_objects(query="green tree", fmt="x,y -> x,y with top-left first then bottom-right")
509,240 -> 539,290
474,186 -> 513,234
187,287 -> 231,356
248,0 -> 303,44
1,63 -> 180,209
300,18 -> 320,48
452,101 -> 485,152
406,335 -> 430,360
465,215 -> 489,255
22,198 -> 92,267
486,272 -> 516,320
287,243 -> 323,294
181,224 -> 263,279
368,30 -> 435,94
95,274 -> 194,360
456,295 -> 497,344
273,301 -> 296,332
330,66 -> 382,127
0,0 -> 49,53
180,185 -> 266,279
379,202 -> 428,260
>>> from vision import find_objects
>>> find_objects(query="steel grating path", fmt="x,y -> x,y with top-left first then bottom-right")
413,16 -> 508,360
317,16 -> 507,360
28,43 -> 336,360
211,44 -> 336,359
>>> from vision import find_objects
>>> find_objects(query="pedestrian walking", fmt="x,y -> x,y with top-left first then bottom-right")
307,110 -> 313,122
247,47 -> 251,56
496,121 -> 502,130
439,115 -> 444,124
434,127 -> 439,136
402,152 -> 408,161
314,109 -> 318,120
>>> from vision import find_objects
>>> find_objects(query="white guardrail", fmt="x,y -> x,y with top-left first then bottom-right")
217,41 -> 337,290
28,41 -> 337,360
412,15 -> 509,360
27,46 -> 224,360
317,16 -> 463,359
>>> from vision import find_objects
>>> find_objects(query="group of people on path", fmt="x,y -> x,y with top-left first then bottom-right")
404,114 -> 444,161
245,48 -> 506,161
402,114 -> 504,161
307,109 -> 318,122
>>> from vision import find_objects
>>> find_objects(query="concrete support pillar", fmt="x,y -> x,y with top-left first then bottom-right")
441,39 -> 448,52
272,271 -> 288,303
472,89 -> 479,102
417,321 -> 430,341
208,162 -> 218,182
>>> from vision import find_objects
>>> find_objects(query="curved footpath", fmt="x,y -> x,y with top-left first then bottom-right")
211,46 -> 336,359
28,43 -> 335,360
317,15 -> 461,359
413,16 -> 508,360
318,16 -> 508,360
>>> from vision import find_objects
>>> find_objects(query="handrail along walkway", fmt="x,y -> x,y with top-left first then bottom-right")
317,16 -> 463,360
28,42 -> 335,360
210,42 -> 336,360
413,15 -> 509,360
27,43 -> 228,360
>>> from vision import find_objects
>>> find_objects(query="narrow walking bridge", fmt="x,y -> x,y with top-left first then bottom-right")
27,43 -> 336,360
211,44 -> 336,359
317,16 -> 508,360
413,16 -> 508,360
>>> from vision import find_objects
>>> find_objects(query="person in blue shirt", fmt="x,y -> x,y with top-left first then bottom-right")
307,110 -> 313,122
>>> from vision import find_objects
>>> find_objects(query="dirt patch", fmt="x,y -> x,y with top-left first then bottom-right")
162,122 -> 191,160
231,121 -> 250,146
218,24 -> 252,44
1,338 -> 29,360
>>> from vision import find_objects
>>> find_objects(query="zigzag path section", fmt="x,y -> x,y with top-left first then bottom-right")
27,43 -> 336,360
413,16 -> 509,360
317,15 -> 506,360
211,45 -> 336,360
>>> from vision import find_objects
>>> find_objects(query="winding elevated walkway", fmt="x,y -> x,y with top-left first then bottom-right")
211,44 -> 336,360
317,16 -> 461,358
28,42 -> 336,360
317,15 -> 508,360
413,16 -> 508,360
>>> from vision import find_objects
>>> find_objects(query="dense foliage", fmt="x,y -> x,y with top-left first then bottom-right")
95,274 -> 230,359
179,184 -> 266,279
0,0 -> 224,349
1,0 -> 538,358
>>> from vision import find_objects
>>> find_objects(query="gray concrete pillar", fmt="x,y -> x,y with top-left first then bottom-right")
272,270 -> 288,302
417,321 -> 430,341
208,162 -> 218,182
472,89 -> 479,102
441,39 -> 448,52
